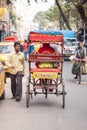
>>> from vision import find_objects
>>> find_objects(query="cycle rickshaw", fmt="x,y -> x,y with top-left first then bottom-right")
26,30 -> 66,108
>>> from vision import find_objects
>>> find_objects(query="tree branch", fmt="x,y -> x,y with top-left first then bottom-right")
80,0 -> 87,4
55,0 -> 71,30
75,3 -> 86,22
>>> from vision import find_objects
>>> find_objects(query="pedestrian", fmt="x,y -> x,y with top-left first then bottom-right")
73,41 -> 86,79
23,39 -> 28,60
5,41 -> 25,101
20,42 -> 23,52
27,40 -> 35,54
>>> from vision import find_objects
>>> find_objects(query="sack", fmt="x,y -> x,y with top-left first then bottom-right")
72,62 -> 80,75
82,64 -> 87,74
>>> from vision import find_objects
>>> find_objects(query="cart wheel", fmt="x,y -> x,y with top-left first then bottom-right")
61,79 -> 65,108
62,85 -> 65,108
26,84 -> 30,108
45,88 -> 48,98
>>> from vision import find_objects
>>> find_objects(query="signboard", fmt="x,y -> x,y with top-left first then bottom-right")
33,72 -> 58,79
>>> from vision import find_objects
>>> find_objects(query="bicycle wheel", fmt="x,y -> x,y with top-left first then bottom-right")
78,66 -> 81,84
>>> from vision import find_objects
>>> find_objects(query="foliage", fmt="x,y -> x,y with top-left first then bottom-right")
6,0 -> 12,5
33,3 -> 61,30
45,5 -> 60,22
27,0 -> 47,3
33,1 -> 79,30
31,0 -> 87,31
33,11 -> 49,30
10,9 -> 17,27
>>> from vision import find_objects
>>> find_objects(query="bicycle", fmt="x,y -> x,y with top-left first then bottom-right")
75,58 -> 86,84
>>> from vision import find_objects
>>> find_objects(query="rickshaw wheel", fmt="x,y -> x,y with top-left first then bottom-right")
62,85 -> 65,108
26,84 -> 30,108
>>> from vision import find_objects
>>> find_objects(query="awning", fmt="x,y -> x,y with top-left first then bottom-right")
5,36 -> 18,42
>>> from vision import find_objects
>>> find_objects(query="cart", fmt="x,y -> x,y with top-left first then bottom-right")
26,30 -> 66,108
0,62 -> 5,99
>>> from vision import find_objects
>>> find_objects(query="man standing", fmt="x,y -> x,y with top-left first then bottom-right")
5,42 -> 25,101
23,39 -> 28,60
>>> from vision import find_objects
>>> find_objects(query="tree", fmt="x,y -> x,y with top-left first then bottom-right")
55,0 -> 72,29
28,0 -> 87,32
6,0 -> 12,5
33,11 -> 48,30
33,4 -> 61,30
10,9 -> 17,28
75,1 -> 87,23
66,0 -> 87,40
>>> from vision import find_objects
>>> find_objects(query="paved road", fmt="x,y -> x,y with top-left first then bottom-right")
0,61 -> 87,130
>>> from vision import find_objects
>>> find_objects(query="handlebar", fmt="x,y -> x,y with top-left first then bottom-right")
75,58 -> 86,62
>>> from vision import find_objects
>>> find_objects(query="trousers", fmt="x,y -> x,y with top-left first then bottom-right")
10,71 -> 22,99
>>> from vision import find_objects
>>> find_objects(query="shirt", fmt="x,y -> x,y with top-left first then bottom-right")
75,47 -> 86,59
23,42 -> 28,51
5,51 -> 25,75
28,45 -> 34,54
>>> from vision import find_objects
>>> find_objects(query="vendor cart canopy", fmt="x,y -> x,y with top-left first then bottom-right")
28,30 -> 64,43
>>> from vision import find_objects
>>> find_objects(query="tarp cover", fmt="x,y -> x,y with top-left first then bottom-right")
59,30 -> 76,39
30,30 -> 63,35
28,30 -> 64,43
5,36 -> 18,42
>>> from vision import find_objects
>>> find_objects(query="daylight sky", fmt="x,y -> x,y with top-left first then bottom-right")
29,0 -> 55,20
15,0 -> 55,22
15,0 -> 55,37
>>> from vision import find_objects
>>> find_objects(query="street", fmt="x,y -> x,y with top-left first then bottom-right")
0,61 -> 87,130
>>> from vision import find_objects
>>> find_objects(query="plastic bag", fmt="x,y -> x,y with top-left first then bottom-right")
72,62 -> 80,75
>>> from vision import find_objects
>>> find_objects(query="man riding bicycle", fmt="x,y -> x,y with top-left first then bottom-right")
74,41 -> 86,79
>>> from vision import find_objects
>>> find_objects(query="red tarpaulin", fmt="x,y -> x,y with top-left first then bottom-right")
29,32 -> 64,43
5,36 -> 18,42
